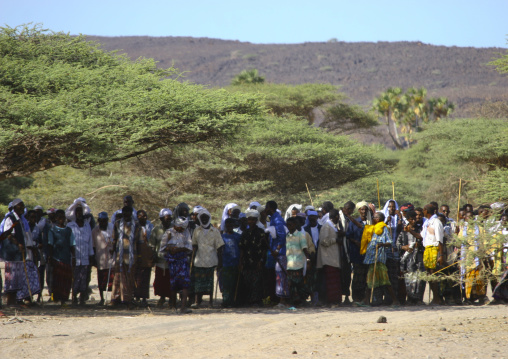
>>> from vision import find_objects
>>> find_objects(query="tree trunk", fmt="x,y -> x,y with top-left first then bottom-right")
386,112 -> 404,149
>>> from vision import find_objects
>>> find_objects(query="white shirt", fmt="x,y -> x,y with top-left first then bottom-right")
422,215 -> 444,247
310,226 -> 319,248
68,221 -> 94,266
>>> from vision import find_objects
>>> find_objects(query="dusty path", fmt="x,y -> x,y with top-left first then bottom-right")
1,302 -> 507,359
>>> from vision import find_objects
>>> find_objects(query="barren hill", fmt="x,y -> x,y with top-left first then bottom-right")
87,35 -> 508,118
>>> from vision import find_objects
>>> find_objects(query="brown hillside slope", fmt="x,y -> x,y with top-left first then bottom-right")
87,36 -> 508,117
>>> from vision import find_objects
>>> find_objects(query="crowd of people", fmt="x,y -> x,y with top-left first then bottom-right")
0,195 -> 507,314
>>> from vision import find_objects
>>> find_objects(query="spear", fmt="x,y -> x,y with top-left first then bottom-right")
376,179 -> 381,208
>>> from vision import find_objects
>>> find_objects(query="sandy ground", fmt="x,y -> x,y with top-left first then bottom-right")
1,266 -> 507,359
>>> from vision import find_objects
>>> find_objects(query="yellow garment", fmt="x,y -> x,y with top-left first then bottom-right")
360,222 -> 387,255
465,267 -> 486,299
423,245 -> 439,269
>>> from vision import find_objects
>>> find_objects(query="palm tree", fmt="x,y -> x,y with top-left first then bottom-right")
373,87 -> 405,149
231,69 -> 265,85
428,97 -> 455,121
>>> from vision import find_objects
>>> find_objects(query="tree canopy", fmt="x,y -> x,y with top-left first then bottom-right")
0,25 -> 263,180
372,87 -> 455,149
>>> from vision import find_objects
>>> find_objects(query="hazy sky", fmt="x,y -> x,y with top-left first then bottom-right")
1,0 -> 507,48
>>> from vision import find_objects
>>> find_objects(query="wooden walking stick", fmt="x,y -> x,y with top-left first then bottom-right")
105,252 -> 114,305
392,182 -> 395,200
21,247 -> 34,303
457,178 -> 462,223
376,179 -> 381,209
305,183 -> 314,207
370,244 -> 379,304
214,269 -> 220,306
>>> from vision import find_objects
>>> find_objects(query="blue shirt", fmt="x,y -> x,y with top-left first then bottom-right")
222,232 -> 241,267
269,211 -> 286,256
48,225 -> 76,264
346,217 -> 365,264
363,227 -> 392,265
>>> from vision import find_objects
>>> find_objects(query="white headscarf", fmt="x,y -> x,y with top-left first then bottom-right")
285,204 -> 302,221
382,199 -> 399,229
174,216 -> 189,229
356,200 -> 373,225
249,201 -> 261,209
65,199 -> 91,222
220,203 -> 239,231
197,208 -> 212,229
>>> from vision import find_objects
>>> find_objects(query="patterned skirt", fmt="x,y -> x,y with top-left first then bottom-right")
423,246 -> 439,270
153,266 -> 172,297
275,256 -> 289,298
192,266 -> 214,294
73,265 -> 89,294
134,267 -> 152,299
97,268 -> 114,292
287,269 -> 306,304
5,261 -> 41,300
323,265 -> 341,304
366,263 -> 391,289
112,265 -> 135,303
169,259 -> 191,292
52,260 -> 73,302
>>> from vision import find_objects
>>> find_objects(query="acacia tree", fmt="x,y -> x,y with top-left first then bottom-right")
0,25 -> 263,180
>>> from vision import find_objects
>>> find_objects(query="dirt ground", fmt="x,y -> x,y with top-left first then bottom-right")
1,267 -> 507,359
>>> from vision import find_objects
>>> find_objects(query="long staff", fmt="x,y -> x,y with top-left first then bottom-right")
457,178 -> 462,222
105,251 -> 114,304
376,179 -> 381,209
370,244 -> 379,304
392,182 -> 395,200
305,183 -> 314,208
214,268 -> 220,306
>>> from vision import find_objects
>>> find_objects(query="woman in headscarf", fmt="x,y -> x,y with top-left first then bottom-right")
220,203 -> 241,232
161,216 -> 193,313
191,208 -> 224,307
285,204 -> 303,221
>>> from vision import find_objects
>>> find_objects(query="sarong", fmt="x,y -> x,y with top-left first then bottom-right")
52,260 -> 72,302
193,267 -> 214,294
351,263 -> 369,302
134,267 -> 151,299
323,265 -> 341,304
493,269 -> 508,301
465,267 -> 486,299
241,268 -> 263,305
73,265 -> 89,294
219,266 -> 238,306
111,265 -> 135,303
366,263 -> 391,289
153,267 -> 172,297
17,260 -> 41,300
287,268 -> 306,304
97,268 -> 114,292
5,261 -> 41,300
168,254 -> 191,292
423,246 -> 439,270
4,261 -> 24,293
275,256 -> 289,298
